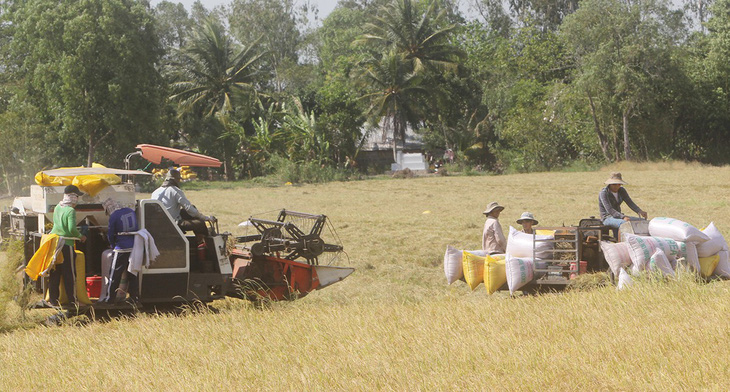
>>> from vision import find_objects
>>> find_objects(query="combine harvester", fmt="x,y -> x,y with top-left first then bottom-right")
2,144 -> 354,312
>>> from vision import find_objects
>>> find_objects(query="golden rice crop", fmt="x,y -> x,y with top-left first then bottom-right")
1,162 -> 730,390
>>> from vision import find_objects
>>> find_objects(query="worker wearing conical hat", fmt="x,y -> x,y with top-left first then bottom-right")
482,202 -> 506,254
517,212 -> 539,235
598,172 -> 647,238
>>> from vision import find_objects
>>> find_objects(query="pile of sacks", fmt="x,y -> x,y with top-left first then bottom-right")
444,227 -> 555,295
602,217 -> 729,290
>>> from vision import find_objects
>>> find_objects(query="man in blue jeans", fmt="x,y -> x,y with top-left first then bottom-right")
599,172 -> 648,238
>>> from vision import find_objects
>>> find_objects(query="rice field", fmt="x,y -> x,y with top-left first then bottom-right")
2,162 -> 730,391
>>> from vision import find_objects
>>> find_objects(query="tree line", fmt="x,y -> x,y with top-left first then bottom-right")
0,0 -> 729,192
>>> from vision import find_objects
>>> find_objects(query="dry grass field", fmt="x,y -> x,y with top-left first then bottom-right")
2,162 -> 730,391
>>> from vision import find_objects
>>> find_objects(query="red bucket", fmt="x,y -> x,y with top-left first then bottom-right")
570,261 -> 588,279
86,275 -> 102,298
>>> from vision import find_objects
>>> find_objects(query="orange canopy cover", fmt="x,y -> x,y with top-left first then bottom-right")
136,144 -> 222,168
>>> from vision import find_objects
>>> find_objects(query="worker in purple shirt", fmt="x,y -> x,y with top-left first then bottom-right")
103,198 -> 139,304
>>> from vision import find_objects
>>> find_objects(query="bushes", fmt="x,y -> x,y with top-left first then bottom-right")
264,155 -> 361,184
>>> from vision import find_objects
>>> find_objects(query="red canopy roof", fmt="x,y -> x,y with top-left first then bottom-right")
136,144 -> 222,168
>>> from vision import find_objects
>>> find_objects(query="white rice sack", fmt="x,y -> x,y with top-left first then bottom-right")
617,268 -> 633,290
506,257 -> 534,295
648,217 -> 710,244
505,226 -> 554,259
624,234 -> 684,268
677,241 -> 700,274
697,222 -> 729,257
444,245 -> 463,284
713,250 -> 730,279
649,249 -> 675,278
601,241 -> 632,277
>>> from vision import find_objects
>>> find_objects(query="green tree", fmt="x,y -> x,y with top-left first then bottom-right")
228,0 -> 312,92
6,0 -> 164,167
153,1 -> 192,52
561,0 -> 685,161
169,18 -> 266,180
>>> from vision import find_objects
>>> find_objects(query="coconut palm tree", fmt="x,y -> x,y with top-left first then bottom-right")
169,18 -> 265,180
357,50 -> 429,160
354,0 -> 463,160
355,0 -> 464,74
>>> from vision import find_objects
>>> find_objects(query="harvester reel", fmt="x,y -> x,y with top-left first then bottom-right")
240,210 -> 344,265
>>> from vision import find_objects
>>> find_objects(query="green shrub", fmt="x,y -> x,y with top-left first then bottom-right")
264,155 -> 360,184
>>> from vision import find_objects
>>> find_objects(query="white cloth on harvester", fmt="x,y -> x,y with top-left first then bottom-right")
128,229 -> 160,276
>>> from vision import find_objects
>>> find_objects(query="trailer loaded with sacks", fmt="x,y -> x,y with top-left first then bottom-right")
444,216 -> 729,294
1,144 -> 354,312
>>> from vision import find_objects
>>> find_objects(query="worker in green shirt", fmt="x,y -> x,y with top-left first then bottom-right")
48,185 -> 87,306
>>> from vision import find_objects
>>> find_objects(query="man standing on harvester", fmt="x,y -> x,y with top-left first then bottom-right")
151,168 -> 215,253
103,198 -> 138,304
48,185 -> 87,307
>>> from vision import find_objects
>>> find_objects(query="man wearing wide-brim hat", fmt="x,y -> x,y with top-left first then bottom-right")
482,201 -> 506,254
517,212 -> 539,235
598,172 -> 647,238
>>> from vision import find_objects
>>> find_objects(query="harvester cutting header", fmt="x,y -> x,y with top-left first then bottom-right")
3,144 -> 354,312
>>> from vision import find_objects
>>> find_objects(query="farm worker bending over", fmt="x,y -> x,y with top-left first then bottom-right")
152,168 -> 215,248
48,185 -> 87,307
102,198 -> 139,304
517,212 -> 538,234
482,201 -> 506,254
598,172 -> 648,238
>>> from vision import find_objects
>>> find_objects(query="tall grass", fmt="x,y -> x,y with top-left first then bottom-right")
1,163 -> 730,389
0,241 -> 26,331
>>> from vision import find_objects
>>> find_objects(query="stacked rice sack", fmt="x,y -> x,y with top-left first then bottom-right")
443,228 -> 555,295
603,217 -> 729,290
443,246 -> 507,294
504,227 -> 554,294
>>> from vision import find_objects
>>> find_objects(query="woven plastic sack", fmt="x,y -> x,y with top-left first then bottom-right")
648,249 -> 675,278
624,234 -> 684,267
506,257 -> 534,295
648,217 -> 709,244
698,254 -> 720,278
617,268 -> 633,290
713,250 -> 730,279
601,241 -> 632,277
462,251 -> 486,290
483,254 -> 507,295
444,246 -> 487,284
444,245 -> 463,284
506,227 -> 554,259
697,222 -> 729,258
677,241 -> 700,274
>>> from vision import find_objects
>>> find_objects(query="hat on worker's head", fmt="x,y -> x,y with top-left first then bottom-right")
516,211 -> 538,225
604,172 -> 627,185
483,201 -> 504,215
165,168 -> 181,182
63,185 -> 84,196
